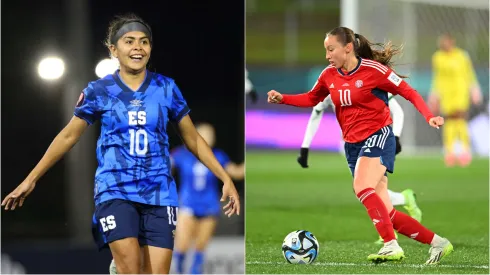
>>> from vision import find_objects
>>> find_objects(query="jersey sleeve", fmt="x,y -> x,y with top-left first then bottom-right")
169,81 -> 191,123
73,83 -> 101,125
376,69 -> 434,123
281,68 -> 330,107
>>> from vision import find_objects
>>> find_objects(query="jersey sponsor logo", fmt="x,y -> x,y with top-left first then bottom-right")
388,71 -> 402,86
329,83 -> 334,89
130,99 -> 143,107
76,92 -> 84,107
355,80 -> 363,88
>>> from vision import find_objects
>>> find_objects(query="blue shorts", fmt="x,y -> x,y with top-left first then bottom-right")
179,203 -> 221,219
91,199 -> 178,251
344,126 -> 396,177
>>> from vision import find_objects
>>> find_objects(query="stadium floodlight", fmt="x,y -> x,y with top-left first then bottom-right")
38,56 -> 65,81
95,58 -> 119,78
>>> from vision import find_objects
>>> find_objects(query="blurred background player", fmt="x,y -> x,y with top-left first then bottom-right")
246,69 -> 258,104
428,33 -> 483,167
172,123 -> 245,274
268,27 -> 451,264
2,14 -> 240,275
297,94 -> 422,244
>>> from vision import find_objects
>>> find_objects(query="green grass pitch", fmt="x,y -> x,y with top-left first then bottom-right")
245,151 -> 489,274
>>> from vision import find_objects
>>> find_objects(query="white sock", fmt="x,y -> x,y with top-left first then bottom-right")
388,190 -> 406,206
430,234 -> 444,246
385,239 -> 399,246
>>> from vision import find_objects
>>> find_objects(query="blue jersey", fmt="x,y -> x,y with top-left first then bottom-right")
171,146 -> 230,207
74,70 -> 190,207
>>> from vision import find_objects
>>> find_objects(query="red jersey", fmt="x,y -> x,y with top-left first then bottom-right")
281,58 -> 434,143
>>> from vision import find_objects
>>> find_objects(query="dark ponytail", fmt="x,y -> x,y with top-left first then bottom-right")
328,27 -> 406,78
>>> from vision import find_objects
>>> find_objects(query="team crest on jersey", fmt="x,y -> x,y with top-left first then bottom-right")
130,99 -> 143,107
76,92 -> 84,107
355,80 -> 363,88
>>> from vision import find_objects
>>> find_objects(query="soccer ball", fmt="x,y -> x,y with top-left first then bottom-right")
282,230 -> 319,264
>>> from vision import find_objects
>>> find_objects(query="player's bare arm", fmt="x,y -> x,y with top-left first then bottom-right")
2,116 -> 88,210
225,162 -> 245,180
177,115 -> 240,217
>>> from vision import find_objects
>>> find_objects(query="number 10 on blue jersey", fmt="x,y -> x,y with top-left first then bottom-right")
128,111 -> 148,156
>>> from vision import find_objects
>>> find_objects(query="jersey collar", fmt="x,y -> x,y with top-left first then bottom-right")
113,70 -> 152,93
337,57 -> 362,76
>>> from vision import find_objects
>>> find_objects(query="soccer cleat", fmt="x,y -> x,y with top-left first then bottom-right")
368,240 -> 405,263
402,189 -> 422,222
425,238 -> 454,265
375,231 -> 398,245
109,259 -> 118,274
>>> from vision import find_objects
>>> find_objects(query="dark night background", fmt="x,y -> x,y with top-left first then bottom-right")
1,0 -> 245,273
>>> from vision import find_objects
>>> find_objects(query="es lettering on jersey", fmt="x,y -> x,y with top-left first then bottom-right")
74,71 -> 190,206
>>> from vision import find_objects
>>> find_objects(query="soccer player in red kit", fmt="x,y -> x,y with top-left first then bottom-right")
268,27 -> 453,264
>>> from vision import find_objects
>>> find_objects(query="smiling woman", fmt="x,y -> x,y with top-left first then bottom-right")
104,14 -> 153,89
1,13 -> 241,275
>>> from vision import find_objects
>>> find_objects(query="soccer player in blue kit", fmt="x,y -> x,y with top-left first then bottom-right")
1,14 -> 240,274
172,123 -> 244,274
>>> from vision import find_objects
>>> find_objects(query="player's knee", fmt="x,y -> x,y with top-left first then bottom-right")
352,177 -> 370,194
113,256 -> 141,274
376,176 -> 388,190
175,230 -> 193,251
140,262 -> 152,274
195,236 -> 211,251
110,243 -> 141,273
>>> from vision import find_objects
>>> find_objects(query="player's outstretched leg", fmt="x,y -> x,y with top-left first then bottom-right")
401,189 -> 422,222
353,157 -> 404,263
426,238 -> 454,265
375,231 -> 398,245
375,189 -> 422,245
389,208 -> 454,264
367,175 -> 404,262
375,189 -> 408,244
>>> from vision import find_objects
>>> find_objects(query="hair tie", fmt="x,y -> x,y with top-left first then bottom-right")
354,33 -> 360,39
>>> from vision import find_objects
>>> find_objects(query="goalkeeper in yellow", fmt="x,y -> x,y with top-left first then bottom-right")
428,34 -> 482,167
